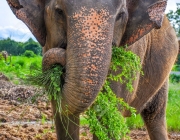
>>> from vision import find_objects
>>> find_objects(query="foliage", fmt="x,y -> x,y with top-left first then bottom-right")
27,65 -> 64,112
110,46 -> 142,92
0,38 -> 42,56
86,81 -> 136,140
167,3 -> 180,36
0,53 -> 3,61
86,46 -> 141,140
166,82 -> 180,131
24,38 -> 42,55
174,56 -> 180,70
23,50 -> 36,58
172,65 -> 180,71
167,4 -> 180,70
0,56 -> 42,82
170,74 -> 180,83
15,59 -> 25,67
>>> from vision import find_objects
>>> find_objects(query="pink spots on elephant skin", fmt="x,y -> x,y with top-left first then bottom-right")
65,7 -> 114,99
72,7 -> 112,42
68,6 -> 114,63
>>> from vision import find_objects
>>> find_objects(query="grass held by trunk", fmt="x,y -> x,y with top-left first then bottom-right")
27,65 -> 64,112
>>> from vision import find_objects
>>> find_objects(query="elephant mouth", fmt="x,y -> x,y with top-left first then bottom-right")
58,42 -> 67,50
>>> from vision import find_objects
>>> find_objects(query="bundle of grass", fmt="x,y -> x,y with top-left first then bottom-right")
28,65 -> 64,112
28,46 -> 142,140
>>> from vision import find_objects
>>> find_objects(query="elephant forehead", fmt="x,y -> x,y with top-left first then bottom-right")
68,7 -> 114,43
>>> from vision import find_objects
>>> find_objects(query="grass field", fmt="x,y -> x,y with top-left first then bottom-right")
0,56 -> 180,131
0,56 -> 42,84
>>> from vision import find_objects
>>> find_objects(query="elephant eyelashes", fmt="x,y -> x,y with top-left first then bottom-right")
116,12 -> 124,21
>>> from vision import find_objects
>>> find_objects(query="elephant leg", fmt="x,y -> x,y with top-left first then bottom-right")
140,80 -> 168,140
51,100 -> 80,140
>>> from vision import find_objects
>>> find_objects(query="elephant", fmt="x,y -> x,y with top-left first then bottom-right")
0,51 -> 8,62
6,0 -> 179,140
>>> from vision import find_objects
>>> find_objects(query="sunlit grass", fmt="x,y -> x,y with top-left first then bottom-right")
166,82 -> 180,131
0,55 -> 42,83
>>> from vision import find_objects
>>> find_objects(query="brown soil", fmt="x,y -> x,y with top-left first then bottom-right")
0,73 -> 180,140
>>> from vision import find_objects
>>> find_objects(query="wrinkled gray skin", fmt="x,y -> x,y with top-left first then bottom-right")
6,0 -> 179,139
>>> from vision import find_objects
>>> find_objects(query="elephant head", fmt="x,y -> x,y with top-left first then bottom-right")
7,0 -> 167,114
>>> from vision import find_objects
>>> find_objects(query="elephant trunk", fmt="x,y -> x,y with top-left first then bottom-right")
43,7 -> 115,114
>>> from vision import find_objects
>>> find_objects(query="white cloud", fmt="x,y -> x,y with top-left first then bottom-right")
166,0 -> 179,13
0,26 -> 36,42
0,0 -> 33,42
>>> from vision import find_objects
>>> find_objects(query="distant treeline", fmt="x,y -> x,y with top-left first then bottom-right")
0,38 -> 42,56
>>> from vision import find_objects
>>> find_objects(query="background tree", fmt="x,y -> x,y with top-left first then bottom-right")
0,38 -> 19,55
23,38 -> 42,55
0,38 -> 42,56
167,3 -> 180,71
167,3 -> 180,36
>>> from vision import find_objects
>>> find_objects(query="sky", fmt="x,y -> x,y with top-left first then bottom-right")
0,0 -> 179,42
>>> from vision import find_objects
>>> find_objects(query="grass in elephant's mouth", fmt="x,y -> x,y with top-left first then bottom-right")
27,65 -> 64,112
28,46 -> 142,140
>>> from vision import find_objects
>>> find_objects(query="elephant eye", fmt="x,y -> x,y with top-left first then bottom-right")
56,8 -> 64,15
116,12 -> 124,21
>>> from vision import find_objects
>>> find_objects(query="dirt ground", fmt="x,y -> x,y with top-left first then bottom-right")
0,73 -> 180,140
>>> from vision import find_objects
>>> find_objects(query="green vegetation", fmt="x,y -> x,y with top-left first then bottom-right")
0,55 -> 42,83
86,82 -> 135,140
167,4 -> 180,70
23,50 -> 36,58
166,83 -> 180,131
167,3 -> 180,36
28,65 -> 64,112
0,38 -> 42,56
85,47 -> 141,140
170,74 -> 180,83
110,46 -> 142,92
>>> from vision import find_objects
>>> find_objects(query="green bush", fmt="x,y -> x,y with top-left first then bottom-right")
30,61 -> 40,69
23,50 -> 36,58
0,53 -> 3,61
0,56 -> 42,83
14,59 -> 25,67
170,74 -> 180,83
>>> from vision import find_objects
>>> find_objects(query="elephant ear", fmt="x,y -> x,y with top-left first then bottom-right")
6,0 -> 46,46
121,0 -> 167,46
